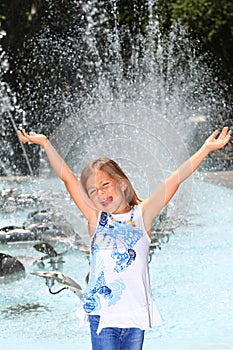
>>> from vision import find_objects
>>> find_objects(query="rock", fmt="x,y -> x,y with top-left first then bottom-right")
0,253 -> 26,283
0,228 -> 36,243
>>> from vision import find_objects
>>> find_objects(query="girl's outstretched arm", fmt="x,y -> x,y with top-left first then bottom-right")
141,127 -> 232,232
17,130 -> 96,223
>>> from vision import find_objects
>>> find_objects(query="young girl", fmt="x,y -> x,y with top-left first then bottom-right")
18,127 -> 231,350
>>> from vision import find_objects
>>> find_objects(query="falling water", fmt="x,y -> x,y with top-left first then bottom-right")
0,31 -> 33,176
1,1 -> 230,178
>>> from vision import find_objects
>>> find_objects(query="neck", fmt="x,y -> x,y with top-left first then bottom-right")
112,204 -> 131,214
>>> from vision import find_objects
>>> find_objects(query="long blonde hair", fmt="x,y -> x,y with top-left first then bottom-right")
80,158 -> 141,206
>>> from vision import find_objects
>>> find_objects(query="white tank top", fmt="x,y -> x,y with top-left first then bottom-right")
79,204 -> 163,334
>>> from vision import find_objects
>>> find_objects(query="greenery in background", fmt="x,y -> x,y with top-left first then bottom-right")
155,0 -> 233,88
1,0 -> 233,90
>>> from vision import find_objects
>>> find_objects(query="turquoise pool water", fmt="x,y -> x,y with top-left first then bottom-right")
1,178 -> 233,350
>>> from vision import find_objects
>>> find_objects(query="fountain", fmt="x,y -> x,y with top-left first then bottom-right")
0,1 -> 233,349
0,31 -> 33,177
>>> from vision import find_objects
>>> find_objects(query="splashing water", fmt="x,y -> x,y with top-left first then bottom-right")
1,2 -> 229,177
0,31 -> 33,176
23,8 -> 226,238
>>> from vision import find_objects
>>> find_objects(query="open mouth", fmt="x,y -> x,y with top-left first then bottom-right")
101,196 -> 113,207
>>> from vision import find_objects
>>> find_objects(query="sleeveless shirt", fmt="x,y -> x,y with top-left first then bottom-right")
78,204 -> 163,334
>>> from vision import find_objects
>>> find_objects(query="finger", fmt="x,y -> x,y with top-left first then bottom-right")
209,129 -> 220,141
17,130 -> 29,142
17,130 -> 22,139
17,129 -> 26,137
22,129 -> 28,137
219,130 -> 231,147
218,127 -> 228,139
18,129 -> 32,141
22,129 -> 35,140
224,130 -> 232,143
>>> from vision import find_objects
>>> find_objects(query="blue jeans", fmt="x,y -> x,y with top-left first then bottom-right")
89,315 -> 145,350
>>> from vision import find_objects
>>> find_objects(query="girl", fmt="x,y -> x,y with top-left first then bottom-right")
18,127 -> 231,350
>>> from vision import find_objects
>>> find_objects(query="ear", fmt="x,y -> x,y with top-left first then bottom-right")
119,180 -> 127,191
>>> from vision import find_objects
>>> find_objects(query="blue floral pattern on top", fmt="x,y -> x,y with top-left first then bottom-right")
83,271 -> 112,313
82,210 -> 143,314
94,215 -> 143,273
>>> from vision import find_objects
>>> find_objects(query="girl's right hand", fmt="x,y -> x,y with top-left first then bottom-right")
17,129 -> 48,148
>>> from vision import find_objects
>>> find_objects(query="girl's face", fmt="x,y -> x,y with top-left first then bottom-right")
86,170 -> 128,213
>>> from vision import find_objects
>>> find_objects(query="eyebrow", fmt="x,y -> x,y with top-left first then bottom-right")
87,178 -> 112,192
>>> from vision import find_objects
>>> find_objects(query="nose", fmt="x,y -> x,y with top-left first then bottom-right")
97,188 -> 105,196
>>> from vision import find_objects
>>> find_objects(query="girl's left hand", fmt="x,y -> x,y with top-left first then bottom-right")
204,127 -> 232,151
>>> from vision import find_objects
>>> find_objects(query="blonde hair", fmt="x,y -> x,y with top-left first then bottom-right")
80,157 -> 141,206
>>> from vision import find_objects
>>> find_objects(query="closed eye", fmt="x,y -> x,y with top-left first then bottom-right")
88,189 -> 97,197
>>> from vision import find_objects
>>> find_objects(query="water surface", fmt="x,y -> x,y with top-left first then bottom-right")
1,179 -> 233,350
